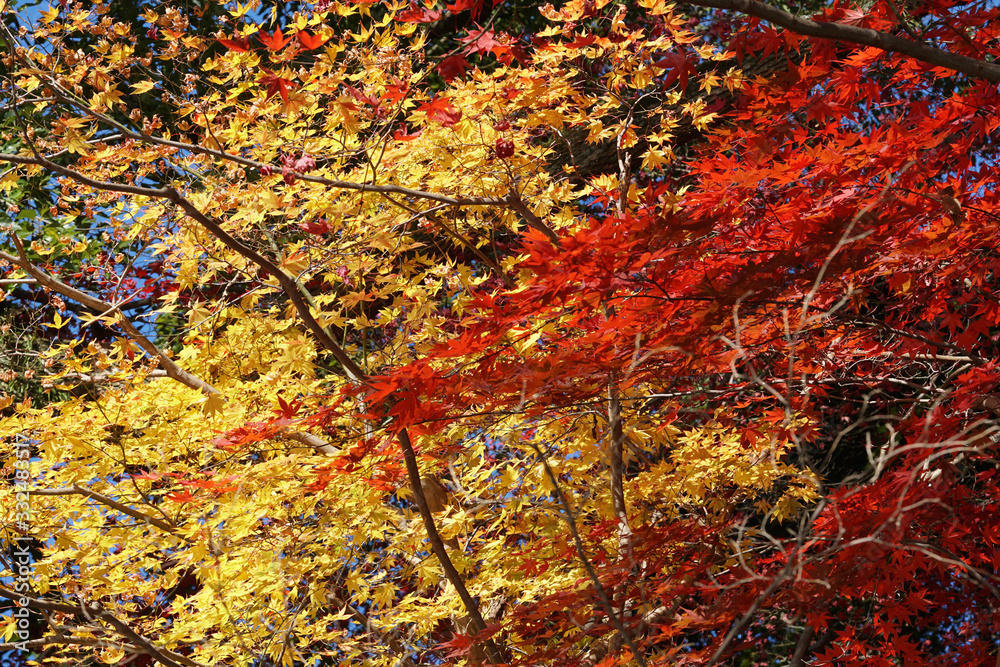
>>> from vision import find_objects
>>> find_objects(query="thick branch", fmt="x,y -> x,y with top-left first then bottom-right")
84,601 -> 207,667
607,387 -> 631,562
30,485 -> 179,535
397,429 -> 502,664
684,0 -> 1000,83
0,585 -> 80,615
789,623 -> 816,667
0,240 -> 217,396
506,191 -> 561,245
0,149 -> 363,380
282,429 -> 339,455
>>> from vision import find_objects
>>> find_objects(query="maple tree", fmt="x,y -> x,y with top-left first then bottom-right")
1,0 -> 1000,665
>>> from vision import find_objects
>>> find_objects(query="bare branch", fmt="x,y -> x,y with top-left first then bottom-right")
282,429 -> 340,455
0,586 -> 80,615
606,382 -> 634,577
707,560 -> 794,664
326,592 -> 417,667
505,191 -> 561,245
5,82 -> 529,209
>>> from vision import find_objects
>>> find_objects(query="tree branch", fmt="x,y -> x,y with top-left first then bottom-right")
607,385 -> 632,564
0,238 -> 217,396
30,484 -> 180,535
10,82 -> 521,208
163,189 -> 368,382
789,623 -> 816,667
83,601 -> 208,667
529,442 -> 645,666
397,429 -> 502,664
707,561 -> 794,664
684,0 -> 1000,83
326,592 -> 417,667
505,191 -> 561,245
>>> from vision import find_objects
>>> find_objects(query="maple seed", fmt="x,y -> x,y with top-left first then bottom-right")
495,138 -> 515,159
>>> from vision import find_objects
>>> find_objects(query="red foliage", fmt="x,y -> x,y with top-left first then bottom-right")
327,2 -> 1000,663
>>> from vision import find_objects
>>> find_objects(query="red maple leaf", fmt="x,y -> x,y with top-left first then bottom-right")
393,126 -> 424,141
257,28 -> 292,51
166,490 -> 198,504
656,50 -> 693,90
398,2 -> 443,23
297,30 -> 329,51
217,36 -> 251,52
344,84 -> 378,107
418,97 -> 462,126
275,396 -> 304,418
382,81 -> 409,104
300,220 -> 331,235
437,54 -> 471,81
835,7 -> 866,26
440,632 -> 475,658
446,0 -> 485,19
461,25 -> 505,56
259,71 -> 298,102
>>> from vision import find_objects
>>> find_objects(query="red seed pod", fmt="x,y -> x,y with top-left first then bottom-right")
495,138 -> 515,159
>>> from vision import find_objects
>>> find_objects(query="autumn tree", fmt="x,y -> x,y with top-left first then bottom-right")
1,0 -> 999,665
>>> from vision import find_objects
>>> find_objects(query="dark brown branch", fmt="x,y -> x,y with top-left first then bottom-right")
30,485 -> 179,535
505,191 -> 561,245
164,190 -> 368,382
707,561 -> 794,664
397,429 -> 502,664
41,369 -> 170,385
10,83 -> 519,208
0,239 -> 218,396
0,588 -> 203,667
607,389 -> 631,562
0,586 -> 80,615
789,623 -> 815,667
83,601 -> 207,667
529,442 -> 645,666
0,149 -> 365,382
684,0 -> 1000,83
